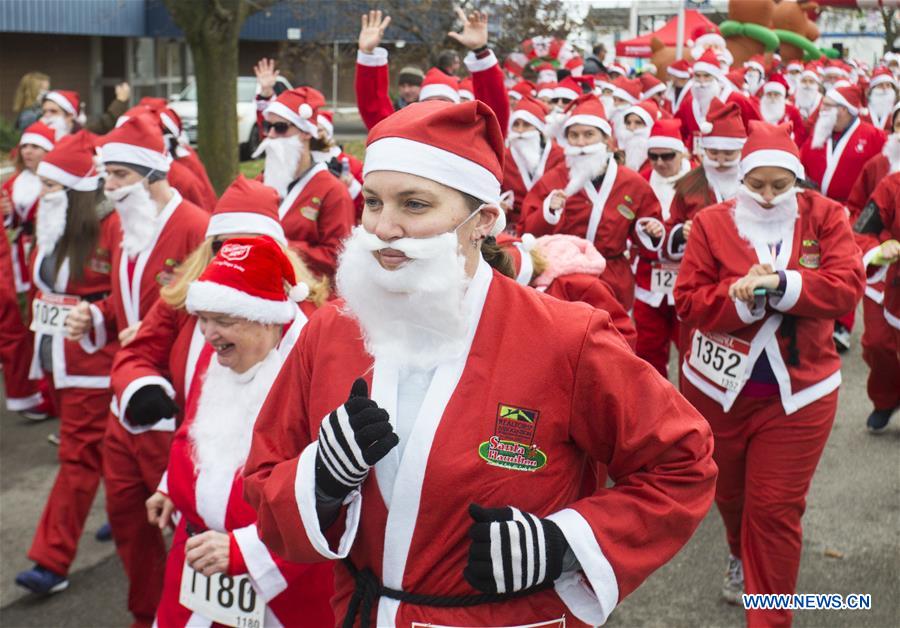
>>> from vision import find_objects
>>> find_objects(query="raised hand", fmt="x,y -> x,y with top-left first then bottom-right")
447,8 -> 488,51
254,58 -> 280,98
359,10 -> 391,54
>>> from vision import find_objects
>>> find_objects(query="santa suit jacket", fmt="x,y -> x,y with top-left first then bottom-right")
27,211 -> 121,389
311,146 -> 366,222
769,102 -> 809,147
355,48 -> 509,135
675,88 -> 761,152
520,156 -> 664,310
799,117 -> 887,203
862,108 -> 895,133
175,146 -> 218,210
156,345 -> 333,628
2,170 -> 39,293
663,169 -> 720,262
541,273 -> 637,349
847,154 -> 894,305
277,162 -> 355,278
861,172 -> 900,330
674,190 -> 865,414
243,260 -> 717,627
168,161 -> 213,212
502,141 -> 565,227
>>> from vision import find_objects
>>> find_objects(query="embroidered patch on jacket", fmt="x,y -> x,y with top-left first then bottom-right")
478,403 -> 547,472
300,206 -> 320,221
88,258 -> 111,274
617,204 -> 635,220
799,239 -> 820,269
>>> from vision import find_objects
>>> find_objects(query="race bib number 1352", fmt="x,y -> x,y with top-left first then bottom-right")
179,562 -> 265,628
688,330 -> 752,392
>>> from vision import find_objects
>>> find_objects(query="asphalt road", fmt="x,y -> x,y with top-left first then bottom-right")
0,318 -> 897,628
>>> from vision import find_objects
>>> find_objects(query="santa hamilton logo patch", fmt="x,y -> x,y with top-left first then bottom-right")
478,403 -> 547,472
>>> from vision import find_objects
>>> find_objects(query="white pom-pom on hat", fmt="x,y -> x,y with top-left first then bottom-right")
298,103 -> 313,120
700,121 -> 713,134
520,233 -> 537,252
289,282 -> 310,302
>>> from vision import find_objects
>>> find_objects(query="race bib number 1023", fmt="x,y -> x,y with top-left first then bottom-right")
688,330 -> 752,392
179,562 -> 265,628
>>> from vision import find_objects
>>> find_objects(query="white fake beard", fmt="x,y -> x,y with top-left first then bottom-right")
702,156 -> 741,200
618,127 -> 650,171
41,115 -> 70,141
811,108 -> 838,149
36,190 -> 68,252
744,71 -> 763,96
564,143 -> 609,195
255,135 -> 304,198
508,130 -> 543,175
11,169 -> 42,218
693,81 -> 721,118
794,86 -> 820,116
868,90 -> 897,121
760,97 -> 786,125
649,161 -> 689,218
883,132 -> 900,173
732,185 -> 799,247
609,107 -> 627,134
190,349 -> 281,528
336,226 -> 472,371
600,95 -> 615,115
109,181 -> 158,257
786,74 -> 800,94
545,111 -> 567,142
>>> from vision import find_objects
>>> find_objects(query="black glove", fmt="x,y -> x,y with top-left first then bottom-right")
464,504 -> 569,595
325,156 -> 342,178
315,378 -> 399,500
125,384 -> 179,427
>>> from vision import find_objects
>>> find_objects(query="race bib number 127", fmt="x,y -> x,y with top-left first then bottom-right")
179,562 -> 265,628
688,330 -> 752,392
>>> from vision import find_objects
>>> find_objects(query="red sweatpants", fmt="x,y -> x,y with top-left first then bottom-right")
633,298 -> 679,378
683,382 -> 838,628
0,236 -> 39,410
103,415 -> 172,628
836,308 -> 855,332
861,296 -> 900,411
28,385 -> 110,574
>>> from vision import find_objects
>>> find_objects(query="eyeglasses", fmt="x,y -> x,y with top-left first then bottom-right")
648,152 -> 677,162
262,121 -> 292,135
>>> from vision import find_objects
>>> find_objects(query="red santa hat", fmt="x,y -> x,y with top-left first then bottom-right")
801,63 -> 821,82
19,121 -> 56,152
458,77 -> 475,101
496,233 -> 538,285
42,90 -> 79,116
691,24 -> 725,51
36,130 -> 100,191
667,59 -> 692,79
563,94 -> 612,137
186,236 -> 306,324
762,74 -> 789,96
786,60 -> 804,73
822,60 -> 850,78
536,81 -> 557,100
554,76 -> 581,101
138,97 -> 168,111
699,100 -> 747,150
639,72 -> 666,100
509,95 -> 550,134
509,80 -> 536,101
647,118 -> 686,153
419,68 -> 461,103
159,108 -> 183,137
611,76 -> 641,104
536,63 -> 557,84
593,73 -> 612,92
740,120 -> 804,180
825,83 -> 863,116
99,113 -> 169,173
263,87 -> 324,135
744,55 -> 766,75
115,105 -> 155,128
363,100 -> 506,234
624,100 -> 660,128
206,175 -> 286,245
608,63 -> 628,78
565,56 -> 584,76
869,67 -> 897,90
317,110 -> 334,140
692,49 -> 724,80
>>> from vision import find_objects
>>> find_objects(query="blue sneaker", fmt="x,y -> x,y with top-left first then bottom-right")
95,522 -> 112,542
15,565 -> 69,594
867,407 -> 896,433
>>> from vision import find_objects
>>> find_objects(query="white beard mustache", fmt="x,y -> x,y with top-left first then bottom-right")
702,156 -> 740,200
254,135 -> 304,198
732,185 -> 799,247
760,98 -> 786,125
36,190 -> 68,252
868,90 -> 897,120
811,108 -> 838,149
336,225 -> 472,371
41,115 -> 70,141
544,111 -> 567,142
109,181 -> 158,257
744,72 -> 763,96
11,169 -> 42,218
693,82 -> 721,118
884,133 -> 900,173
564,143 -> 609,195
190,349 -> 281,530
618,128 -> 650,171
794,86 -> 820,115
609,107 -> 627,134
508,130 -> 543,174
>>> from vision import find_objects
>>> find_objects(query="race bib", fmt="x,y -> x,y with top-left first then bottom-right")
689,330 -> 752,392
30,293 -> 79,335
650,262 -> 679,295
179,562 -> 265,628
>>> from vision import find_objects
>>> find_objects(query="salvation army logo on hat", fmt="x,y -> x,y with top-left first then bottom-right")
219,243 -> 252,262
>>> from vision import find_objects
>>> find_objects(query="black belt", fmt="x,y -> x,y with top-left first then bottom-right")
341,559 -> 553,628
81,291 -> 109,303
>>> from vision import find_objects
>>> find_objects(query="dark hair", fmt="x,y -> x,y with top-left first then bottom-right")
57,188 -> 102,282
592,44 -> 605,56
461,192 -> 515,279
674,166 -> 714,206
436,49 -> 460,74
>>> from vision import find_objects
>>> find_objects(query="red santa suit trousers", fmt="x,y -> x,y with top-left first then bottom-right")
861,296 -> 900,410
633,299 -> 679,378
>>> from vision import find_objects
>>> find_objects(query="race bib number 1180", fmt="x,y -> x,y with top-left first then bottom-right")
688,330 -> 752,392
179,562 -> 265,628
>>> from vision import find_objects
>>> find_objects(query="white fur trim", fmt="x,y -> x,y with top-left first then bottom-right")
564,114 -> 611,137
735,296 -> 767,324
740,149 -> 804,179
232,524 -> 289,602
537,87 -> 555,99
768,269 -> 802,311
825,88 -> 859,116
700,136 -> 746,150
635,217 -> 664,252
509,110 -> 546,134
45,91 -> 77,116
289,282 -> 309,302
186,281 -> 296,324
364,137 -> 500,203
205,213 -> 286,245
263,101 -> 318,136
693,61 -> 722,79
157,470 -> 169,494
667,66 -> 691,79
862,245 -> 889,285
6,392 -> 43,412
555,86 -> 580,101
78,302 -> 108,354
885,308 -> 900,330
611,87 -> 638,104
464,49 -> 498,73
625,105 -> 654,128
869,74 -> 897,89
318,114 -> 334,139
458,89 -> 474,101
419,83 -> 460,103
696,33 -> 725,49
647,135 -> 686,153
20,132 -> 53,152
101,142 -> 169,173
542,192 -> 563,225
36,161 -> 98,191
117,375 -> 177,435
763,82 -> 787,96
357,47 -> 388,67
642,83 -> 666,99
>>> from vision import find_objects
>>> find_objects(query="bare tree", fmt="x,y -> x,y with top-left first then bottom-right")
880,7 -> 897,52
163,0 -> 276,194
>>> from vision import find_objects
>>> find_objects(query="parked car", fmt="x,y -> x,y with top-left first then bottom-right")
168,76 -> 261,160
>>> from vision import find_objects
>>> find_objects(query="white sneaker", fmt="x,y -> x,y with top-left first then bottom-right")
722,554 -> 744,605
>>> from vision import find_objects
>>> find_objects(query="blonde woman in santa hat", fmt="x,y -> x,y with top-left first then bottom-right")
675,121 -> 864,627
13,131 -> 123,595
0,121 -> 57,419
520,93 -> 665,312
140,235 -> 334,628
243,99 -> 716,627
254,86 -> 355,279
